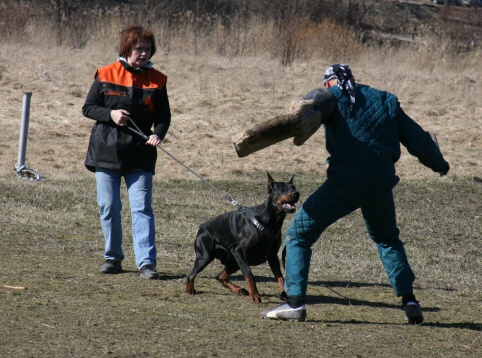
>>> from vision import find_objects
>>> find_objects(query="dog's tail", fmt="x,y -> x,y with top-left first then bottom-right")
278,245 -> 289,302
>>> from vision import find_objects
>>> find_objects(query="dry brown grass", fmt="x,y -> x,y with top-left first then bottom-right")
1,2 -> 481,182
0,34 -> 480,182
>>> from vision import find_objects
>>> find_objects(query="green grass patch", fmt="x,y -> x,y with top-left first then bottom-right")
0,174 -> 481,357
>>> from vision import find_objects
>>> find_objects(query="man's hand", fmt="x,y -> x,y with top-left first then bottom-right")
429,132 -> 449,176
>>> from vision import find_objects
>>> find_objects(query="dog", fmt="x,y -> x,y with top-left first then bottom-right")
186,173 -> 299,303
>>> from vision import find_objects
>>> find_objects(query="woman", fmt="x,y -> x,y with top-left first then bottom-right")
82,26 -> 171,279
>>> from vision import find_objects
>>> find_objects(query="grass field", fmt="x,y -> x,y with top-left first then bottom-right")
0,1 -> 481,356
0,174 -> 480,357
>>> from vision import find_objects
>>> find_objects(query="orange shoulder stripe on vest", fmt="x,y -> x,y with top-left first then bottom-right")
96,62 -> 167,89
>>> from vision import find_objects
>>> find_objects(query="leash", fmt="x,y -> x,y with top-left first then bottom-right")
125,117 -> 241,208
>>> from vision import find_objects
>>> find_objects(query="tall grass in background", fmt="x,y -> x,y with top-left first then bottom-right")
1,0 -> 479,70
0,0 -> 479,182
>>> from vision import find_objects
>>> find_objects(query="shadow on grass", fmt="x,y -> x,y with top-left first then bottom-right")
260,292 -> 442,314
306,318 -> 482,331
161,273 -> 186,280
252,276 -> 392,289
305,294 -> 441,312
195,274 -> 469,319
173,275 -> 481,332
105,269 -> 185,281
309,279 -> 457,293
418,322 -> 482,331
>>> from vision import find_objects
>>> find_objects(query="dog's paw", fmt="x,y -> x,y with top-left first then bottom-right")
237,288 -> 249,296
186,288 -> 197,295
186,276 -> 197,295
251,295 -> 262,304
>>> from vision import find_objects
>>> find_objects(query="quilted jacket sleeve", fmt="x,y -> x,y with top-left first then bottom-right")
398,106 -> 449,174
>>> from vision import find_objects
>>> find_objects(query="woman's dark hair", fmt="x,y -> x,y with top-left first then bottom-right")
118,26 -> 156,59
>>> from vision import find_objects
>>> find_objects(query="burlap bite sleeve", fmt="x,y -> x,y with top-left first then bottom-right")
231,89 -> 335,158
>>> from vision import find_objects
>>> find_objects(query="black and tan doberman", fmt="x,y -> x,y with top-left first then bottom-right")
186,173 -> 299,303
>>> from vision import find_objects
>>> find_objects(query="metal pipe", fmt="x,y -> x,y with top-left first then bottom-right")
14,92 -> 32,172
13,92 -> 41,180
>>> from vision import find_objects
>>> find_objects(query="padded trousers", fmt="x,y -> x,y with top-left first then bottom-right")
284,174 -> 415,298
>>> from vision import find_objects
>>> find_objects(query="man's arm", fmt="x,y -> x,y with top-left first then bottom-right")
398,106 -> 450,175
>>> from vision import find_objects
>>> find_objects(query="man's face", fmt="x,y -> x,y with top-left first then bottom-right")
324,79 -> 337,88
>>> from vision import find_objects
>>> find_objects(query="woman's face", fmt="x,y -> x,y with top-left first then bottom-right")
127,39 -> 152,68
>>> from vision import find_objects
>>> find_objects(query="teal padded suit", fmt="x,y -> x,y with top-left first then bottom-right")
283,84 -> 449,299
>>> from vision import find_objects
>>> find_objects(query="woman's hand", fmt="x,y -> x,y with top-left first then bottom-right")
110,109 -> 130,126
146,134 -> 161,147
111,110 -> 159,145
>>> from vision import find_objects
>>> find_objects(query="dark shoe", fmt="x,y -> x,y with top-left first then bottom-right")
139,264 -> 160,279
261,303 -> 306,322
404,301 -> 424,325
100,259 -> 122,274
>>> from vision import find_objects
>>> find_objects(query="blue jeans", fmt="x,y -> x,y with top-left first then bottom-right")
284,174 -> 415,298
95,168 -> 157,269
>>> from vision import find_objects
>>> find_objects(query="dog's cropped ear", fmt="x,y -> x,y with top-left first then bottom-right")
289,175 -> 294,184
267,172 -> 274,193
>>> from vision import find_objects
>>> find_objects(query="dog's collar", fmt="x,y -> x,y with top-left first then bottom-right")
244,207 -> 277,240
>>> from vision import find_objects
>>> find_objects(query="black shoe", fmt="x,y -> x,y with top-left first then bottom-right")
100,259 -> 122,274
404,301 -> 424,325
139,264 -> 160,279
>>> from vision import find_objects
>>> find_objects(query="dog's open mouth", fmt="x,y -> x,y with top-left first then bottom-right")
281,201 -> 297,213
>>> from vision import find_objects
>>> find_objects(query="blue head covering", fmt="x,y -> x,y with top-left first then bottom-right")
324,64 -> 356,110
